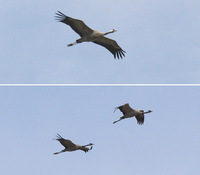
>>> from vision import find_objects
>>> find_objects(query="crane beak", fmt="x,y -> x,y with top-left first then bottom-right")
110,29 -> 117,33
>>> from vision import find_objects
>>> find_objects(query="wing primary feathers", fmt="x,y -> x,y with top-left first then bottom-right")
118,52 -> 121,59
55,11 -> 66,22
113,107 -> 119,113
56,133 -> 63,140
117,52 -> 119,59
121,50 -> 126,57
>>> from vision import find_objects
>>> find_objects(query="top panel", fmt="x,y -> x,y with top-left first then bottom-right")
1,1 -> 200,84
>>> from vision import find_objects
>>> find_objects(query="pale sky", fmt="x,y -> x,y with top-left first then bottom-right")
1,1 -> 200,174
1,86 -> 200,175
1,0 -> 200,83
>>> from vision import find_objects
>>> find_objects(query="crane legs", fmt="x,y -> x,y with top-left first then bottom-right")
113,117 -> 125,124
53,149 -> 65,155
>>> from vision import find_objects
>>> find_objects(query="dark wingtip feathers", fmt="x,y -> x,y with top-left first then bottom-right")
114,49 -> 126,59
113,107 -> 119,113
55,11 -> 66,22
55,133 -> 63,140
137,121 -> 144,125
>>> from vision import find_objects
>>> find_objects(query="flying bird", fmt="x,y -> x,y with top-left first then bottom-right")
53,134 -> 94,154
55,11 -> 125,59
113,103 -> 152,124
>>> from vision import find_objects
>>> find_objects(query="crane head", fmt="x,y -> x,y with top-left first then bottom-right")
110,29 -> 117,33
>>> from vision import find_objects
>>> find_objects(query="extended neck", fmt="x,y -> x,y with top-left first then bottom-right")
104,29 -> 116,36
82,143 -> 93,147
143,110 -> 152,114
104,31 -> 113,35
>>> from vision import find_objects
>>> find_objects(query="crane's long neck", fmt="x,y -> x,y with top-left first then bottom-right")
104,31 -> 113,35
143,110 -> 152,114
82,143 -> 93,147
104,30 -> 116,36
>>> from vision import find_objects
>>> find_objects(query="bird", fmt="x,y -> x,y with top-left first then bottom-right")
113,103 -> 152,124
53,134 -> 94,154
55,11 -> 125,59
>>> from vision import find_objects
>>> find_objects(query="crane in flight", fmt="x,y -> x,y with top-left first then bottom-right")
53,134 -> 94,154
55,11 -> 125,59
113,103 -> 152,124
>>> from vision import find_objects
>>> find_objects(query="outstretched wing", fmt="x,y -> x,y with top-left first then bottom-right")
92,37 -> 125,59
55,134 -> 76,148
55,11 -> 93,37
114,103 -> 133,115
135,110 -> 144,125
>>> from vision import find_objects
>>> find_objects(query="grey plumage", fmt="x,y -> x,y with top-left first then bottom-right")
55,11 -> 125,59
53,134 -> 94,154
113,103 -> 152,124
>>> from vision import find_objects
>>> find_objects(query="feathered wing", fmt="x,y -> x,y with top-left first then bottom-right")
135,110 -> 144,125
55,134 -> 76,148
114,103 -> 133,115
92,37 -> 125,59
55,11 -> 93,37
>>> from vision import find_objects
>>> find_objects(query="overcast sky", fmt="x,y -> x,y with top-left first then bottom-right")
1,0 -> 200,83
1,86 -> 200,175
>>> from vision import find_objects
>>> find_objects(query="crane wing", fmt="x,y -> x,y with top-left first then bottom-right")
114,103 -> 133,115
92,37 -> 125,59
135,110 -> 144,125
55,134 -> 76,148
55,11 -> 93,37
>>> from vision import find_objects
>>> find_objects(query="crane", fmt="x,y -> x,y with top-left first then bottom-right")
53,134 -> 94,154
55,11 -> 125,59
113,103 -> 152,124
